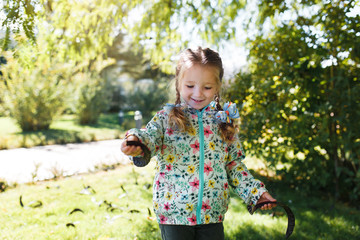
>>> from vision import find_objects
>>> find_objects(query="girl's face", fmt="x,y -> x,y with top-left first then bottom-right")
179,65 -> 220,110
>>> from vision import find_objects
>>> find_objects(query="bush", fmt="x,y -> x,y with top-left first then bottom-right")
0,52 -> 70,131
74,71 -> 112,125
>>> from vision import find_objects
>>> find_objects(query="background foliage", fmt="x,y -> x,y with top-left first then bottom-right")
125,79 -> 169,122
224,0 -> 360,202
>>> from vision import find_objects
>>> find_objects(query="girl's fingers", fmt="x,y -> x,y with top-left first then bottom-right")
124,146 -> 142,156
120,135 -> 142,154
257,192 -> 277,210
121,141 -> 143,156
260,203 -> 276,210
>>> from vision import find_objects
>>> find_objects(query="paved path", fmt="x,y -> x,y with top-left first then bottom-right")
0,140 -> 130,184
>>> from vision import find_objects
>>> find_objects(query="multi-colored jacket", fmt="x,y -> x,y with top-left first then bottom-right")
126,101 -> 267,225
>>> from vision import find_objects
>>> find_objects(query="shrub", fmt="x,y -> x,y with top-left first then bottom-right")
0,52 -> 70,131
74,71 -> 112,125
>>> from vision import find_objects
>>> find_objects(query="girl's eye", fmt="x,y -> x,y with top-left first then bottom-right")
186,85 -> 194,88
205,87 -> 212,90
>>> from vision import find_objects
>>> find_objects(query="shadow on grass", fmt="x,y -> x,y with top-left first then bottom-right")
80,113 -> 123,130
136,221 -> 162,240
16,129 -> 86,146
225,223 -> 283,240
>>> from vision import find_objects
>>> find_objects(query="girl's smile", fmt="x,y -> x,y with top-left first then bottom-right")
180,65 -> 219,110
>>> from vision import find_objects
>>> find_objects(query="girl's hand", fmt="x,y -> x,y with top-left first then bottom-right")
257,192 -> 277,210
121,135 -> 143,156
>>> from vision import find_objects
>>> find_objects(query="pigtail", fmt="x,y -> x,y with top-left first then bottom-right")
215,95 -> 238,144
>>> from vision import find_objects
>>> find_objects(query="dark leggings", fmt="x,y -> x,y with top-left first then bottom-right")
159,222 -> 224,240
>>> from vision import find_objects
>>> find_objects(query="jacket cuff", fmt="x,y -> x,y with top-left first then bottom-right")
245,181 -> 267,206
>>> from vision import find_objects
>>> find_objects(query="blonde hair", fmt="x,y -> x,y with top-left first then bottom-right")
169,47 -> 237,143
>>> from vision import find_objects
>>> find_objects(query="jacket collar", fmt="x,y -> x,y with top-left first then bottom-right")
165,101 -> 218,115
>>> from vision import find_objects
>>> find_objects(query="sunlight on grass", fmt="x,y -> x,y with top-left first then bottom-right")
1,163 -> 160,239
0,162 -> 360,240
1,162 -> 359,239
0,117 -> 21,134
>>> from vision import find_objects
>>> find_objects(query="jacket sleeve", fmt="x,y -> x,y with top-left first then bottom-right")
126,110 -> 165,159
225,137 -> 267,206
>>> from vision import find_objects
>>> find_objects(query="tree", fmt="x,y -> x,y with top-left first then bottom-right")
1,0 -> 143,62
1,0 -> 247,73
0,0 -> 37,49
1,1 -> 135,126
225,0 -> 360,202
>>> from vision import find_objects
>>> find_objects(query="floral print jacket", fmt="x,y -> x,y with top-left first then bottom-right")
127,101 -> 267,225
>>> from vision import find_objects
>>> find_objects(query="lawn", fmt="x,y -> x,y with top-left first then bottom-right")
0,113 -> 136,150
1,161 -> 359,240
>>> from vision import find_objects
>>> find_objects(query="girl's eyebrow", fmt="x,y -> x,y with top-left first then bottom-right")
183,80 -> 216,85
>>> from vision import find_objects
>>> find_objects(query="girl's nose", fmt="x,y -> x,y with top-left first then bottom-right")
193,87 -> 202,96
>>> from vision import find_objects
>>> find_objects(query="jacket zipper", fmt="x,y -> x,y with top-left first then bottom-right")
196,106 -> 208,224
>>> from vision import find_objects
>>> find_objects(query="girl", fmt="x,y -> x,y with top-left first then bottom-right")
121,47 -> 276,240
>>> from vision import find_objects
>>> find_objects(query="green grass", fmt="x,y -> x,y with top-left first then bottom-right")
0,117 -> 21,134
1,162 -> 359,240
0,113 -> 136,149
1,163 -> 159,240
